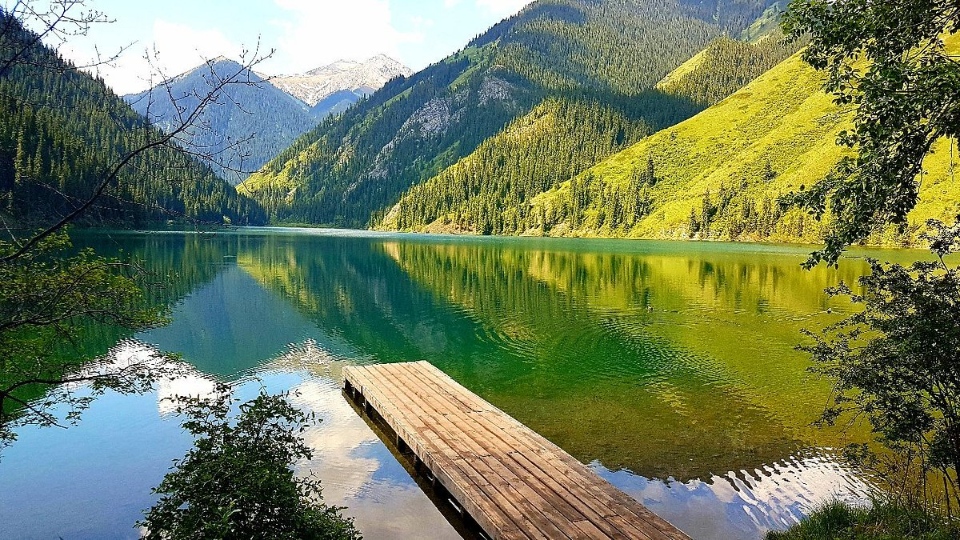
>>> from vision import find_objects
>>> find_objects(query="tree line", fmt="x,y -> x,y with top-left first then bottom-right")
0,13 -> 266,227
242,0 -> 781,228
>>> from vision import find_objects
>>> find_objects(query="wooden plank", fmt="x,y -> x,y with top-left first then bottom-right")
408,363 -> 686,539
389,371 -> 582,539
367,362 -> 669,539
349,362 -> 674,539
395,363 -> 662,540
402,363 -> 667,539
343,362 -> 691,540
351,366 -> 531,540
367,365 -> 562,539
358,370 -> 590,539
389,364 -> 598,530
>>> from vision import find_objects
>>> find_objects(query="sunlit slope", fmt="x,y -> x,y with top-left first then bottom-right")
239,0 -> 781,228
530,39 -> 959,244
377,98 -> 654,234
379,32 -> 800,236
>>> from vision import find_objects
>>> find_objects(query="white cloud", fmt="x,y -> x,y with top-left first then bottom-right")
147,20 -> 242,78
64,19 -> 244,95
53,0 -> 534,94
268,0 -> 423,75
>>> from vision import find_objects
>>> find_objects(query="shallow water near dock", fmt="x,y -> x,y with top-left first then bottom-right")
0,228 -> 919,539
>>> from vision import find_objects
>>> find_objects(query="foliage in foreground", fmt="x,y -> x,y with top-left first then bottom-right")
0,0 -> 271,447
802,220 -> 960,507
767,500 -> 960,540
141,387 -> 361,540
0,230 -> 169,444
782,0 -> 960,266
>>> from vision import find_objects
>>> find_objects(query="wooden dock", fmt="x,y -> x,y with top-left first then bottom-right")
343,361 -> 691,540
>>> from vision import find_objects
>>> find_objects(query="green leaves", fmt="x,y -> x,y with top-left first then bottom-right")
802,220 -> 960,504
141,386 -> 361,540
0,230 -> 170,444
782,0 -> 960,265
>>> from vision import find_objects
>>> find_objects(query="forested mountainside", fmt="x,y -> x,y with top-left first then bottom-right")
500,34 -> 960,245
126,59 -> 321,185
240,0 -> 782,227
655,32 -> 798,107
380,29 -> 800,235
380,98 -> 654,234
0,14 -> 265,226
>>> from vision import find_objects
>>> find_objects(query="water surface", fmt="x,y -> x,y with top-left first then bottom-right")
0,228 -> 915,539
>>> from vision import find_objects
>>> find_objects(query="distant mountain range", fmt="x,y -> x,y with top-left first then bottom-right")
124,55 -> 410,184
268,55 -> 412,112
0,16 -> 264,226
7,0 -> 957,248
239,0 -> 783,227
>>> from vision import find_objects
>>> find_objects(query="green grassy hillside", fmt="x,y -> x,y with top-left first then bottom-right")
380,25 -> 799,236
239,0 -> 780,227
522,34 -> 959,245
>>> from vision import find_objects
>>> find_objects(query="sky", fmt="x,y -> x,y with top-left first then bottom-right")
28,0 -> 535,95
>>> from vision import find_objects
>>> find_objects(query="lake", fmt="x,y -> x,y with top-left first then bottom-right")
0,228 -> 914,539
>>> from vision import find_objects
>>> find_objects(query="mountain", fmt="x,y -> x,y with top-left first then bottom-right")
125,58 -> 321,185
309,89 -> 367,119
654,31 -> 798,108
239,0 -> 782,227
379,98 -> 655,234
378,18 -> 799,235
269,55 -> 412,108
513,32 -> 960,245
0,15 -> 265,226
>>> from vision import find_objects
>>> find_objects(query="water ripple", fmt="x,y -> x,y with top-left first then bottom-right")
596,448 -> 873,540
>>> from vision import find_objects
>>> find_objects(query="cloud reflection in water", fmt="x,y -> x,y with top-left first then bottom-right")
597,450 -> 872,540
289,376 -> 462,539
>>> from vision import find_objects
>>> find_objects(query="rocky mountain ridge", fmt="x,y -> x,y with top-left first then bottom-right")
268,54 -> 412,106
124,54 -> 409,184
124,58 -> 320,184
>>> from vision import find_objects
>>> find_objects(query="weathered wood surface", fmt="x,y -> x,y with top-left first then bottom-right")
343,361 -> 691,540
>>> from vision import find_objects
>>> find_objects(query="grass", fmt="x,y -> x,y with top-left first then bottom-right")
530,48 -> 851,240
768,500 -> 960,540
528,36 -> 960,245
655,46 -> 711,91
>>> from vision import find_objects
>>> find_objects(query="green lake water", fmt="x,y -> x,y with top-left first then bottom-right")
0,228 -> 920,539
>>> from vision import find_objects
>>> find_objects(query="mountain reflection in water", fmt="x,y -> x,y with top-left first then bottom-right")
1,228 -> 910,540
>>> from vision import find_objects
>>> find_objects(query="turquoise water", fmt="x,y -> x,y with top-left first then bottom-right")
0,228 -> 916,539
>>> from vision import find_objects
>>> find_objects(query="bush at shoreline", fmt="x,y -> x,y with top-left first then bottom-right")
767,500 -> 959,540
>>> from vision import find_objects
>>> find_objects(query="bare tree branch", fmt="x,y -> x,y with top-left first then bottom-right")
0,39 -> 272,262
0,2 -> 269,440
